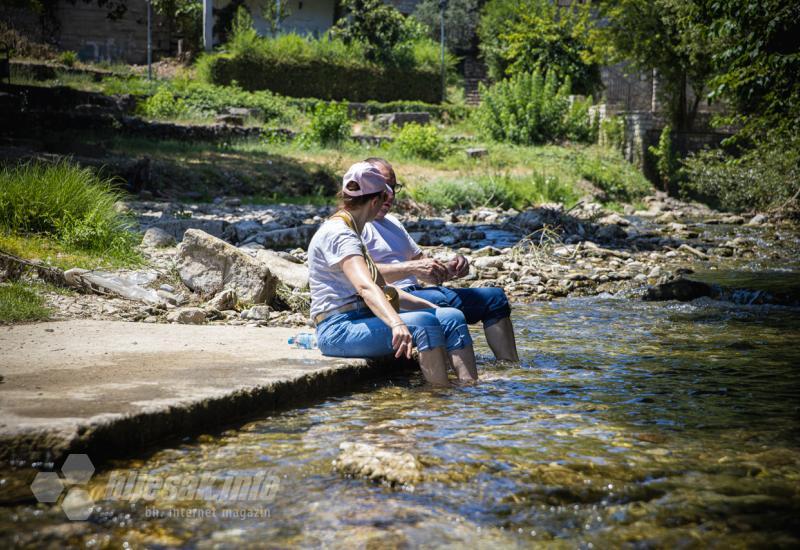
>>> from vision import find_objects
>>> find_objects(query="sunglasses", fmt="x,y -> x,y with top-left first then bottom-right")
390,182 -> 404,193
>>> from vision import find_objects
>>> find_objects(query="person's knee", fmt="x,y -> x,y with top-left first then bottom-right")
401,310 -> 439,327
434,307 -> 473,351
434,306 -> 468,328
402,310 -> 446,351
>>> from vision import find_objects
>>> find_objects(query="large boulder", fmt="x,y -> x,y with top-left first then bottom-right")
177,229 -> 278,304
255,250 -> 309,290
644,278 -> 714,302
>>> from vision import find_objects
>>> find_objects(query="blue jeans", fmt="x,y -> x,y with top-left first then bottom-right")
402,285 -> 511,327
316,302 -> 472,359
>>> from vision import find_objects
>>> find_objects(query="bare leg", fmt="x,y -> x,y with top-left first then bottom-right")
485,317 -> 519,362
450,344 -> 478,382
418,347 -> 450,385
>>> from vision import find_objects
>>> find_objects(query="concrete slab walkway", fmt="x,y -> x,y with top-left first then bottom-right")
0,321 -> 402,464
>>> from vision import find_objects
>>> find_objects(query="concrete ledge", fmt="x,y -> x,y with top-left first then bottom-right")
0,321 -> 409,465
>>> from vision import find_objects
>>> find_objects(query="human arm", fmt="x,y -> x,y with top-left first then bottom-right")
376,252 -> 449,285
340,254 -> 413,359
397,288 -> 438,311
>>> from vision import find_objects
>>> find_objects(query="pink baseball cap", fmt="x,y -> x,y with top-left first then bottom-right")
342,162 -> 393,197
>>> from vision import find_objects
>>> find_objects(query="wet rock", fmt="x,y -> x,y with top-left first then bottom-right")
141,227 -> 175,248
207,289 -> 238,311
177,229 -> 278,304
232,219 -> 263,242
255,250 -> 309,290
644,278 -> 714,302
332,442 -> 423,487
166,307 -> 206,324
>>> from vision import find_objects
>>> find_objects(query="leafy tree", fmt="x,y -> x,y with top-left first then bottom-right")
332,0 -> 410,64
592,0 -> 714,131
703,0 -> 800,145
478,0 -> 601,96
152,0 -> 202,53
262,0 -> 291,37
412,0 -> 481,54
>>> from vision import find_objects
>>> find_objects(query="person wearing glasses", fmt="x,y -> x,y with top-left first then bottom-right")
307,161 -> 479,385
361,157 -> 519,362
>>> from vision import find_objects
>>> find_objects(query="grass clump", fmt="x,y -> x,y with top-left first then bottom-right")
395,123 -> 448,160
0,282 -> 51,323
0,161 -> 140,264
575,147 -> 652,202
407,173 -> 579,211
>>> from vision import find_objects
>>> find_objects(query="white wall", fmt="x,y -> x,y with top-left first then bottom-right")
248,0 -> 335,38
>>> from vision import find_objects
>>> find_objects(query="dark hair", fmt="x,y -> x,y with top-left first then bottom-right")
336,180 -> 387,210
364,157 -> 397,186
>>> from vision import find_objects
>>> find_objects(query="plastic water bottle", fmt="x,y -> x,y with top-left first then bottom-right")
288,333 -> 317,349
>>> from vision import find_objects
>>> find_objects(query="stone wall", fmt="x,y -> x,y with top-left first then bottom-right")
1,3 -> 173,64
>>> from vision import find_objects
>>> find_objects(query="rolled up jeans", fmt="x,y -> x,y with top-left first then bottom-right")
402,285 -> 511,327
316,302 -> 472,358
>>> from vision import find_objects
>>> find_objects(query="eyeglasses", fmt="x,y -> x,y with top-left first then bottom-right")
391,182 -> 404,193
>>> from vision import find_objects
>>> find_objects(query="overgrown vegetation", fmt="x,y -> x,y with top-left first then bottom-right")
0,161 -> 140,262
576,148 -> 652,202
198,6 -> 455,103
0,282 -> 51,323
680,136 -> 800,214
649,125 -> 679,192
475,70 -> 596,145
407,172 -> 579,211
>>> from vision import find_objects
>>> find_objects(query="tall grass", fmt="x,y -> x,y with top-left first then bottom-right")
407,173 -> 579,211
0,161 -> 139,260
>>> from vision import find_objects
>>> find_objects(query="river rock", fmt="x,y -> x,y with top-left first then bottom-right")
241,305 -> 270,321
473,256 -> 505,270
599,213 -> 630,226
255,250 -> 309,289
141,227 -> 176,248
643,278 -> 714,302
232,219 -> 263,242
207,289 -> 238,311
595,224 -> 627,241
746,213 -> 768,226
332,442 -> 423,487
253,225 -> 319,249
177,229 -> 278,303
151,218 -> 229,241
166,307 -> 206,324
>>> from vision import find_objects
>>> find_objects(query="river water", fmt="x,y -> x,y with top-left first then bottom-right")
3,283 -> 800,547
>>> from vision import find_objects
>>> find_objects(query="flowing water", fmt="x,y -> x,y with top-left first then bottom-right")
2,220 -> 800,548
3,292 -> 800,548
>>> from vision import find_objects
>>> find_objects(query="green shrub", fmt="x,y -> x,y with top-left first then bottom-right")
0,161 -> 138,257
475,70 -> 594,145
648,125 -> 679,192
576,149 -> 652,202
395,123 -> 447,160
408,172 -> 578,210
599,115 -> 625,152
304,102 -> 351,146
139,88 -> 189,119
0,282 -> 50,323
680,137 -> 800,214
57,50 -> 78,67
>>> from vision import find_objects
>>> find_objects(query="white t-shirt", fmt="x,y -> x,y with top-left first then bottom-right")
308,219 -> 364,319
362,214 -> 422,289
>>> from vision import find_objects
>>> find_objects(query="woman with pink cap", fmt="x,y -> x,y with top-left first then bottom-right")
307,162 -> 477,385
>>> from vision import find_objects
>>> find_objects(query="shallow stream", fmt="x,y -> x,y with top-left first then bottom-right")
4,288 -> 800,547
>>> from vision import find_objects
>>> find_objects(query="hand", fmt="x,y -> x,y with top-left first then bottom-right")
447,255 -> 470,279
391,323 -> 413,359
412,258 -> 449,285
